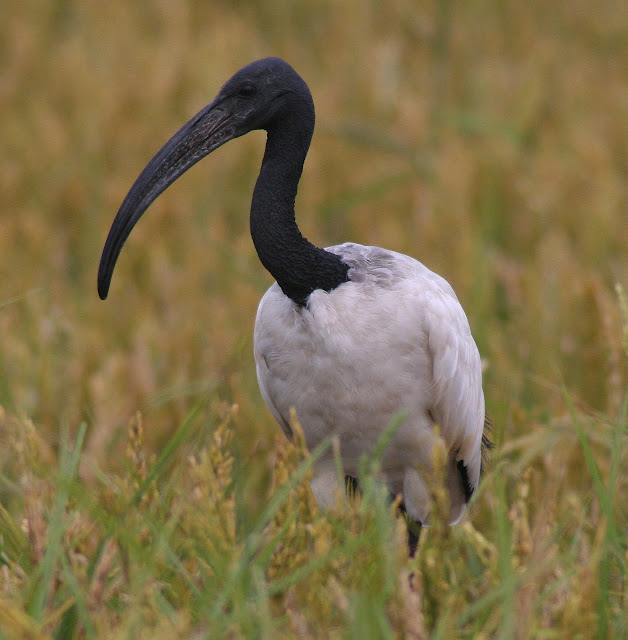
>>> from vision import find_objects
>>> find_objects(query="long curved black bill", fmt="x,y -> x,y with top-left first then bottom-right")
98,98 -> 237,299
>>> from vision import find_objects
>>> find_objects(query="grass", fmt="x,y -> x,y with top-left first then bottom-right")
1,0 -> 627,637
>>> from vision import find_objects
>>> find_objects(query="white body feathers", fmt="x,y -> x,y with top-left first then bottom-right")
254,242 -> 484,524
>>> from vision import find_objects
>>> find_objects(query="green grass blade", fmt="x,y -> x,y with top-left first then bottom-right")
28,422 -> 87,622
207,436 -> 330,621
133,403 -> 202,505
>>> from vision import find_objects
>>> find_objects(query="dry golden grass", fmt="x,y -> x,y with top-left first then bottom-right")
0,0 -> 627,637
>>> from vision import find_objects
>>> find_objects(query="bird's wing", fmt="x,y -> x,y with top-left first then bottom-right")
327,243 -> 485,486
423,285 -> 485,489
253,284 -> 295,440
255,353 -> 293,440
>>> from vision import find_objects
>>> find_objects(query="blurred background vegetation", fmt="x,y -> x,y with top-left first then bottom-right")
0,0 -> 627,637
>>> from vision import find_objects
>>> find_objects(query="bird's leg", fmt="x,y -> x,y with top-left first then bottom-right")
397,499 -> 423,557
345,479 -> 422,557
406,519 -> 422,558
344,474 -> 360,498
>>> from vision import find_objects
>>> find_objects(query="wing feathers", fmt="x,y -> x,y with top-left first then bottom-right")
426,289 -> 484,489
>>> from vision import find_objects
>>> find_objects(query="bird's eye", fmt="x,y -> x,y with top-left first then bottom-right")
237,83 -> 257,98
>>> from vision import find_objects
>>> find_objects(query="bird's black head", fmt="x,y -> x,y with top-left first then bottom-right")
97,57 -> 313,299
214,57 -> 313,134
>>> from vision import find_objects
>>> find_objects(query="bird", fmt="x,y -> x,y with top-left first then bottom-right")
98,57 -> 489,555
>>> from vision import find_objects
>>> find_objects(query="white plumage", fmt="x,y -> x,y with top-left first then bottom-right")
254,243 -> 484,525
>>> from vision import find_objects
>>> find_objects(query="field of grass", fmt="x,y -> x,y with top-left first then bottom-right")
1,0 -> 627,637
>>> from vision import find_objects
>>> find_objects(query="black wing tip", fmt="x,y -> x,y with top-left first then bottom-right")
456,459 -> 475,503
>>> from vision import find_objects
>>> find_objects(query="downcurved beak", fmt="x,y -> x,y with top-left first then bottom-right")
98,98 -> 238,299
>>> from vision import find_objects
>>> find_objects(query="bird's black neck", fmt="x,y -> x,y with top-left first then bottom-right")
250,97 -> 349,306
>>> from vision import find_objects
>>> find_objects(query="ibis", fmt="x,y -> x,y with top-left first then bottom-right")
98,57 -> 489,554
